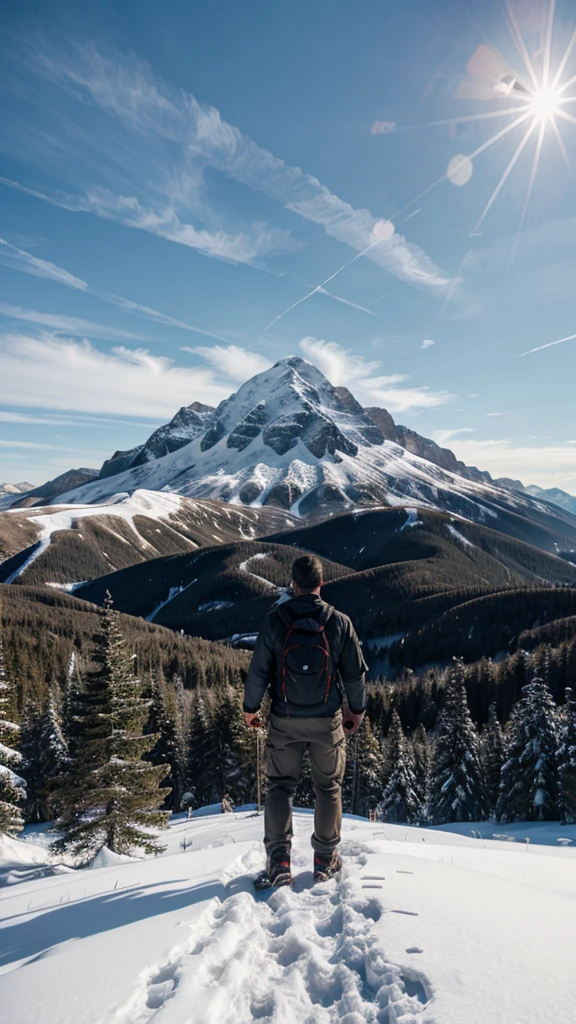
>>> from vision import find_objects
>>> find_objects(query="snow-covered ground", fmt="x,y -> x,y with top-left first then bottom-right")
2,810 -> 576,1023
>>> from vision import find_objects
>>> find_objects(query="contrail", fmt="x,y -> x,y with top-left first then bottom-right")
260,236 -> 386,337
316,288 -> 377,317
513,332 -> 576,358
0,238 -> 231,343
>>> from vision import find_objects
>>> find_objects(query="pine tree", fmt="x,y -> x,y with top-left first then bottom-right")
18,700 -> 43,822
343,719 -> 383,816
186,692 -> 219,808
63,650 -> 82,746
377,710 -> 422,824
0,628 -> 25,835
213,686 -> 253,805
144,674 -> 180,810
496,676 -> 560,823
37,684 -> 69,819
558,687 -> 576,824
171,675 -> 190,812
427,660 -> 486,824
481,702 -> 504,816
411,723 -> 430,808
55,596 -> 170,858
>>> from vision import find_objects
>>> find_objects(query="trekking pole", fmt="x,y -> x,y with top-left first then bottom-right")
351,735 -> 359,815
256,728 -> 262,814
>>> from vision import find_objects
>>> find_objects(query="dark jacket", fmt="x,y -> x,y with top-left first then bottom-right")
243,593 -> 367,718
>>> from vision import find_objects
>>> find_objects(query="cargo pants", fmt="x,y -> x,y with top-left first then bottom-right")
264,711 -> 346,858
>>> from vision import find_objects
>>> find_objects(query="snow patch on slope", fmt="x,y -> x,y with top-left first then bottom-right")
398,507 -> 420,531
238,552 -> 279,591
2,491 -> 186,583
446,524 -> 475,549
146,580 -> 198,623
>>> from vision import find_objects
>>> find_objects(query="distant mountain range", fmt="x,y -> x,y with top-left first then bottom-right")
524,484 -> 576,517
0,481 -> 35,500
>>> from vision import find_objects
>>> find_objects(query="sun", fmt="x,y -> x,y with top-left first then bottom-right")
527,84 -> 562,124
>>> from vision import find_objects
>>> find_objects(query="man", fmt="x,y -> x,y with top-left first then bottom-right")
243,554 -> 367,886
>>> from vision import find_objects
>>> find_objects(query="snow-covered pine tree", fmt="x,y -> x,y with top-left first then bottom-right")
481,702 -> 504,816
343,718 -> 383,816
411,723 -> 430,808
377,710 -> 422,824
496,676 -> 560,823
171,675 -> 190,812
427,660 -> 486,824
18,700 -> 43,821
0,628 -> 25,835
55,596 -> 170,858
558,687 -> 576,824
37,684 -> 69,819
63,650 -> 82,746
213,686 -> 253,805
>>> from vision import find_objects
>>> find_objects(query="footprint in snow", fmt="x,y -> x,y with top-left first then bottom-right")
120,845 -> 433,1023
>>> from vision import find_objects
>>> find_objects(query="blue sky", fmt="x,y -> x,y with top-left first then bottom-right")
1,0 -> 576,490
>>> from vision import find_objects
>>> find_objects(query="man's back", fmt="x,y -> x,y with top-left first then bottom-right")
244,592 -> 367,718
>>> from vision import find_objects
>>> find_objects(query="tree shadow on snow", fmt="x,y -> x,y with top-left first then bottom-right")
0,877 -> 226,969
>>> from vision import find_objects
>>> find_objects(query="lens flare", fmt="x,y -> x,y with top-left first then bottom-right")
385,0 -> 576,268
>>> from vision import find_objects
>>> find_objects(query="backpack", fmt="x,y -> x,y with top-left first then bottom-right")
276,603 -> 334,706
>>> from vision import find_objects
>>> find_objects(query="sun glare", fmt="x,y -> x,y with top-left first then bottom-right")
527,84 -> 562,123
390,0 -> 576,264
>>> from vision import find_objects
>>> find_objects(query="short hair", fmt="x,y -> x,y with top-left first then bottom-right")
292,554 -> 323,590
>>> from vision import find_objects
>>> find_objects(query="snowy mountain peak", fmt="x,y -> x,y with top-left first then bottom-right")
199,354 -> 384,464
47,359 -> 576,532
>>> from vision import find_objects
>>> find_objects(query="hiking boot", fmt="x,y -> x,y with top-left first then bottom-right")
268,848 -> 293,887
313,850 -> 342,882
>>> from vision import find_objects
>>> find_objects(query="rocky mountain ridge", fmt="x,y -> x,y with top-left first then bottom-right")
2,358 -> 575,540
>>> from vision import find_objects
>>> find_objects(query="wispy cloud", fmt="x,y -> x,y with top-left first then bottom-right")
0,439 -> 89,452
421,338 -> 435,349
68,186 -> 291,264
182,345 -> 272,383
299,337 -> 453,413
0,238 -> 232,342
0,237 -> 86,289
437,435 -> 576,491
0,302 -> 148,341
5,39 -> 450,293
0,332 -> 276,418
431,428 -> 477,446
0,409 -> 160,427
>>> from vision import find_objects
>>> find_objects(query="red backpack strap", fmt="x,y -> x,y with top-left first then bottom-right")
280,623 -> 294,702
317,605 -> 334,701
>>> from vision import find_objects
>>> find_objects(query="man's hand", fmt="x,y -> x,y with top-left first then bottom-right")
244,711 -> 262,729
342,708 -> 365,736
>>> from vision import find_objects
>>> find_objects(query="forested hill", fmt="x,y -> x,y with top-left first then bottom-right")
0,584 -> 250,709
74,507 -> 576,652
